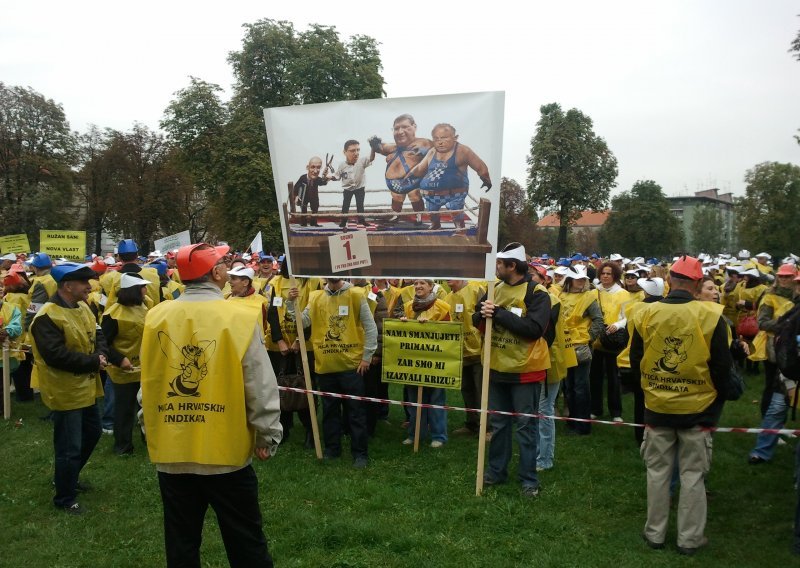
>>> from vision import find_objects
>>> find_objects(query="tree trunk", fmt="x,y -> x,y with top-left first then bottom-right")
557,214 -> 569,258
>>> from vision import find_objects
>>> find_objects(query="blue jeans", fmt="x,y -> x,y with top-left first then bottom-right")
52,404 -> 101,507
317,370 -> 368,459
407,387 -> 448,443
486,380 -> 541,489
565,359 -> 592,434
101,373 -> 114,430
537,382 -> 560,470
750,392 -> 788,461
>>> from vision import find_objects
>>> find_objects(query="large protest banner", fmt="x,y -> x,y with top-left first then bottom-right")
153,230 -> 191,253
39,230 -> 86,261
0,234 -> 31,254
264,91 -> 504,280
382,319 -> 463,389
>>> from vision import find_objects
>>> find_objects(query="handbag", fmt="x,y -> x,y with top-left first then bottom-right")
737,312 -> 759,340
278,353 -> 309,412
599,326 -> 629,353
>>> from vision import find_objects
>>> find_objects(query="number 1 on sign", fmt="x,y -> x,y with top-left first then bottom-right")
343,240 -> 354,260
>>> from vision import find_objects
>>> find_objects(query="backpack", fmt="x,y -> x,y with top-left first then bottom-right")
774,303 -> 800,381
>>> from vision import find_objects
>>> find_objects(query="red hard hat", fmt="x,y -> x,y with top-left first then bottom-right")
777,264 -> 797,277
3,272 -> 23,288
89,258 -> 108,274
176,243 -> 230,281
670,255 -> 703,280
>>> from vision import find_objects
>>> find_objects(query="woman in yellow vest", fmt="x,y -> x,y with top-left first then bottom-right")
0,287 -> 24,402
750,265 -> 799,435
591,261 -> 629,422
559,265 -> 604,435
401,279 -> 451,448
101,273 -> 148,456
617,277 -> 664,445
2,271 -> 34,401
736,267 -> 768,374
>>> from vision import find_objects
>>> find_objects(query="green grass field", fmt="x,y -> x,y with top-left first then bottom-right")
1,379 -> 796,567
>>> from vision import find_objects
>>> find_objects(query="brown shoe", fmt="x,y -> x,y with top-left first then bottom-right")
677,536 -> 708,556
453,426 -> 477,436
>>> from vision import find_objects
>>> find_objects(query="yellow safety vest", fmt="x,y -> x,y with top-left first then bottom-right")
229,291 -> 270,346
4,292 -> 31,352
162,279 -> 184,301
617,300 -> 649,369
559,289 -> 599,348
31,301 -> 103,411
103,268 -> 161,309
308,288 -> 365,374
104,302 -> 147,384
403,298 -> 451,321
28,273 -> 57,316
635,300 -> 722,414
547,292 -> 577,382
749,292 -> 796,361
486,281 -> 550,374
597,287 -> 627,325
0,302 -> 23,364
141,299 -> 258,466
444,281 -> 486,361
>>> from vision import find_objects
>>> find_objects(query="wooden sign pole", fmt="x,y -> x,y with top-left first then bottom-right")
289,276 -> 323,459
2,340 -> 11,420
413,385 -> 423,453
475,281 -> 495,496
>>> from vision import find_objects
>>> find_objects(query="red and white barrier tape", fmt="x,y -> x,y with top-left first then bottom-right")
279,386 -> 800,437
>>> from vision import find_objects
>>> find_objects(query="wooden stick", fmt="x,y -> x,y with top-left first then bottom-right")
475,281 -> 495,496
3,340 -> 11,420
289,276 -> 323,459
413,385 -> 423,453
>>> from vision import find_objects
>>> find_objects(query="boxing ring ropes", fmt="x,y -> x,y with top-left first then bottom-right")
286,184 -> 484,235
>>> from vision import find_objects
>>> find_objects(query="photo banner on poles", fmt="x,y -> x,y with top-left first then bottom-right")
263,91 -> 504,280
39,230 -> 86,261
0,234 -> 31,254
382,319 -> 463,389
154,230 -> 191,253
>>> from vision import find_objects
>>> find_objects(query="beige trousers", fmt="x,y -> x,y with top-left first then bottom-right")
640,425 -> 712,548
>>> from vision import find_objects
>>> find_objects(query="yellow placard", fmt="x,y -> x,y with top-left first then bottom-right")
0,234 -> 31,254
382,319 -> 463,389
39,230 -> 86,261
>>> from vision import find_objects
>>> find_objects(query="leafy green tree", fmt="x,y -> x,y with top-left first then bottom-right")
690,205 -> 726,254
497,177 -> 542,253
526,102 -> 618,258
75,126 -> 116,254
0,83 -> 76,249
598,180 -> 683,257
737,162 -> 800,257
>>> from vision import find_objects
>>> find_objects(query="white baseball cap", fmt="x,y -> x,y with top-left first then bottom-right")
228,266 -> 255,280
120,273 -> 147,289
497,244 -> 526,263
638,277 -> 664,297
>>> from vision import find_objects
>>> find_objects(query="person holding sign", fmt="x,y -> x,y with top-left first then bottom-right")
296,278 -> 377,468
445,279 -> 487,436
141,243 -> 282,566
400,279 -> 451,448
473,243 -> 553,497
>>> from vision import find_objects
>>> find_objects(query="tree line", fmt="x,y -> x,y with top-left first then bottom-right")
2,19 -> 798,258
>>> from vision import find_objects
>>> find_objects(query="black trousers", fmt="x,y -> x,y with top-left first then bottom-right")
340,187 -> 366,225
112,381 -> 140,454
158,466 -> 272,568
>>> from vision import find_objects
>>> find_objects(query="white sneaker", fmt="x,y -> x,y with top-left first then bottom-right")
612,417 -> 624,423
402,438 -> 413,445
102,428 -> 113,435
590,414 -> 599,420
430,441 -> 444,449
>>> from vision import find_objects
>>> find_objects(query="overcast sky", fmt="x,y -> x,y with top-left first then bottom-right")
2,1 -> 798,200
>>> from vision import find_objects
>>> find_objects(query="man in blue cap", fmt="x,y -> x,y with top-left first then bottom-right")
30,262 -> 109,515
102,239 -> 161,308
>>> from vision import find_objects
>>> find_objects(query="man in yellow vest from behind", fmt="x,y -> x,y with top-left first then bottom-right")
473,243 -> 553,497
141,243 -> 282,567
631,255 -> 733,556
30,262 -> 108,515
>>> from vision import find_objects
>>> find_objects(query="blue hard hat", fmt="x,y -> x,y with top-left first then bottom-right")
51,262 -> 95,282
117,239 -> 139,254
259,252 -> 274,262
28,253 -> 52,268
541,254 -> 550,260
148,261 -> 168,276
591,253 -> 599,259
557,258 -> 570,267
